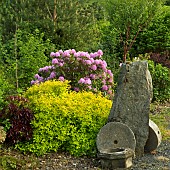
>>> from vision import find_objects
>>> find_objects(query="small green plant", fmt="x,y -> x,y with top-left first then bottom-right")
150,104 -> 170,141
0,156 -> 17,170
1,29 -> 54,91
16,80 -> 112,156
0,149 -> 39,170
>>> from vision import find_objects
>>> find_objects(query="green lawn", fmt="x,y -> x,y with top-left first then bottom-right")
150,102 -> 170,141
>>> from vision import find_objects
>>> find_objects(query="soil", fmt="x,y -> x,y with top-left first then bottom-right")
33,140 -> 170,170
1,141 -> 170,170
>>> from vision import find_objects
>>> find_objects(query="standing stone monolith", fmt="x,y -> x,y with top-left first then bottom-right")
108,61 -> 153,157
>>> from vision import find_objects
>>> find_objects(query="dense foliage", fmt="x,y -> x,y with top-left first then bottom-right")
0,0 -> 169,100
148,60 -> 170,102
0,96 -> 34,144
0,71 -> 14,110
16,80 -> 112,156
0,29 -> 54,91
132,6 -> 170,58
0,0 -> 99,51
96,0 -> 164,62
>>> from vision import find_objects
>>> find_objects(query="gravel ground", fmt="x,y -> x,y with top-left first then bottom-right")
132,141 -> 170,170
36,140 -> 170,170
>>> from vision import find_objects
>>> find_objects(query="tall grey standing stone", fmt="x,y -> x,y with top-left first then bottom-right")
108,61 -> 153,157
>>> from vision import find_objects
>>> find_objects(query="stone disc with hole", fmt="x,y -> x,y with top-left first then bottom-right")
144,119 -> 162,152
96,122 -> 136,153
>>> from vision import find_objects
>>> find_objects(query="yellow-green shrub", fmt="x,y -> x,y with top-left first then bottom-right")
24,80 -> 70,99
16,80 -> 112,156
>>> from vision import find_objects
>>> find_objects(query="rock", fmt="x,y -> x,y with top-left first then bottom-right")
0,126 -> 6,143
96,122 -> 135,169
98,148 -> 134,169
144,119 -> 162,152
108,61 -> 153,157
96,122 -> 136,153
155,156 -> 169,162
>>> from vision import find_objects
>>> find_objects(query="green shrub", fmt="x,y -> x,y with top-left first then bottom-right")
0,71 -> 14,110
131,6 -> 170,58
148,60 -> 170,102
1,29 -> 55,91
25,79 -> 70,99
16,80 -> 112,156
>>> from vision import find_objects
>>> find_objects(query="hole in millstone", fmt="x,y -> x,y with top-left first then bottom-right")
114,140 -> 118,144
158,131 -> 160,134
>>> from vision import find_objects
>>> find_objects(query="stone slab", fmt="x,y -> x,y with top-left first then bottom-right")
98,148 -> 134,169
100,156 -> 133,169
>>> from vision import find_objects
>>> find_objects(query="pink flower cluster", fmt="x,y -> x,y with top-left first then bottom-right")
31,49 -> 114,98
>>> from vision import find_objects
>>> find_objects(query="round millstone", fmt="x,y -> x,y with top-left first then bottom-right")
144,119 -> 162,152
96,122 -> 136,153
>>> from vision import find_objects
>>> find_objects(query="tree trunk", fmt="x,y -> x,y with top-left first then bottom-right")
123,45 -> 128,63
14,24 -> 18,90
53,0 -> 57,32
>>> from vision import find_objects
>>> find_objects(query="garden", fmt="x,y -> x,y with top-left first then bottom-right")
0,0 -> 170,169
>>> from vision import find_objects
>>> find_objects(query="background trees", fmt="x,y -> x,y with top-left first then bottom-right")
132,5 -> 170,56
96,0 -> 164,62
0,0 -> 169,101
0,0 -> 100,91
0,0 -> 99,50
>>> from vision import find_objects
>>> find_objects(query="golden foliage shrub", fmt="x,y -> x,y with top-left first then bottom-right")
17,80 -> 112,156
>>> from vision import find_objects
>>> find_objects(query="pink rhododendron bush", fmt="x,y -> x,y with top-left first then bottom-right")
31,49 -> 114,98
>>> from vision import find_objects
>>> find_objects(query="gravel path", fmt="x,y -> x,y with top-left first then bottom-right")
36,140 -> 170,170
132,141 -> 170,170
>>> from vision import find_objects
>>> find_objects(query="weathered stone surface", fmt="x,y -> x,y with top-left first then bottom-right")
98,148 -> 134,169
96,122 -> 136,153
108,61 -> 153,157
0,126 -> 6,143
144,119 -> 162,152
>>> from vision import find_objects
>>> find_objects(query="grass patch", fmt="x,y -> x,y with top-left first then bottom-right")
0,146 -> 39,170
150,103 -> 170,141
